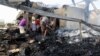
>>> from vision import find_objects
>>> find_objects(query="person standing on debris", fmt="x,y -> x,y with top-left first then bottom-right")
31,14 -> 36,34
35,15 -> 41,33
40,16 -> 49,38
18,15 -> 27,34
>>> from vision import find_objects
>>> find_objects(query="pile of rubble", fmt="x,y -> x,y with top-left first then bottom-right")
0,28 -> 100,56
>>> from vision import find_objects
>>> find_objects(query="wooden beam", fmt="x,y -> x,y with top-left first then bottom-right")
0,1 -> 82,22
82,21 -> 100,32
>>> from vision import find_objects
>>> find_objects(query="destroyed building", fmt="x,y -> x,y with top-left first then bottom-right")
0,0 -> 100,56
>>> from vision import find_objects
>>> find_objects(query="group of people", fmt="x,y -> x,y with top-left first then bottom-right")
17,12 -> 56,40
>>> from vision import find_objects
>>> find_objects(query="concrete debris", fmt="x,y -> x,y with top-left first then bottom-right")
56,29 -> 100,38
0,28 -> 100,56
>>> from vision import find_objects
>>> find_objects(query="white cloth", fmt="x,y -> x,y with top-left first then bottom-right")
19,26 -> 25,34
8,48 -> 21,53
41,17 -> 48,23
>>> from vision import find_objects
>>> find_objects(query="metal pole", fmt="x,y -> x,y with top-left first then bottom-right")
79,22 -> 82,38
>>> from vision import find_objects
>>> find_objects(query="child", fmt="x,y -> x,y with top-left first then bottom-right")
19,17 -> 27,34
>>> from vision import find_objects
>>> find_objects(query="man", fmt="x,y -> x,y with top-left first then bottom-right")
40,16 -> 49,38
31,15 -> 36,33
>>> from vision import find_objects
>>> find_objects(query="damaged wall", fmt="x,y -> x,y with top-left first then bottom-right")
54,6 -> 85,29
89,10 -> 100,25
54,7 -> 66,28
65,7 -> 85,29
96,14 -> 100,25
